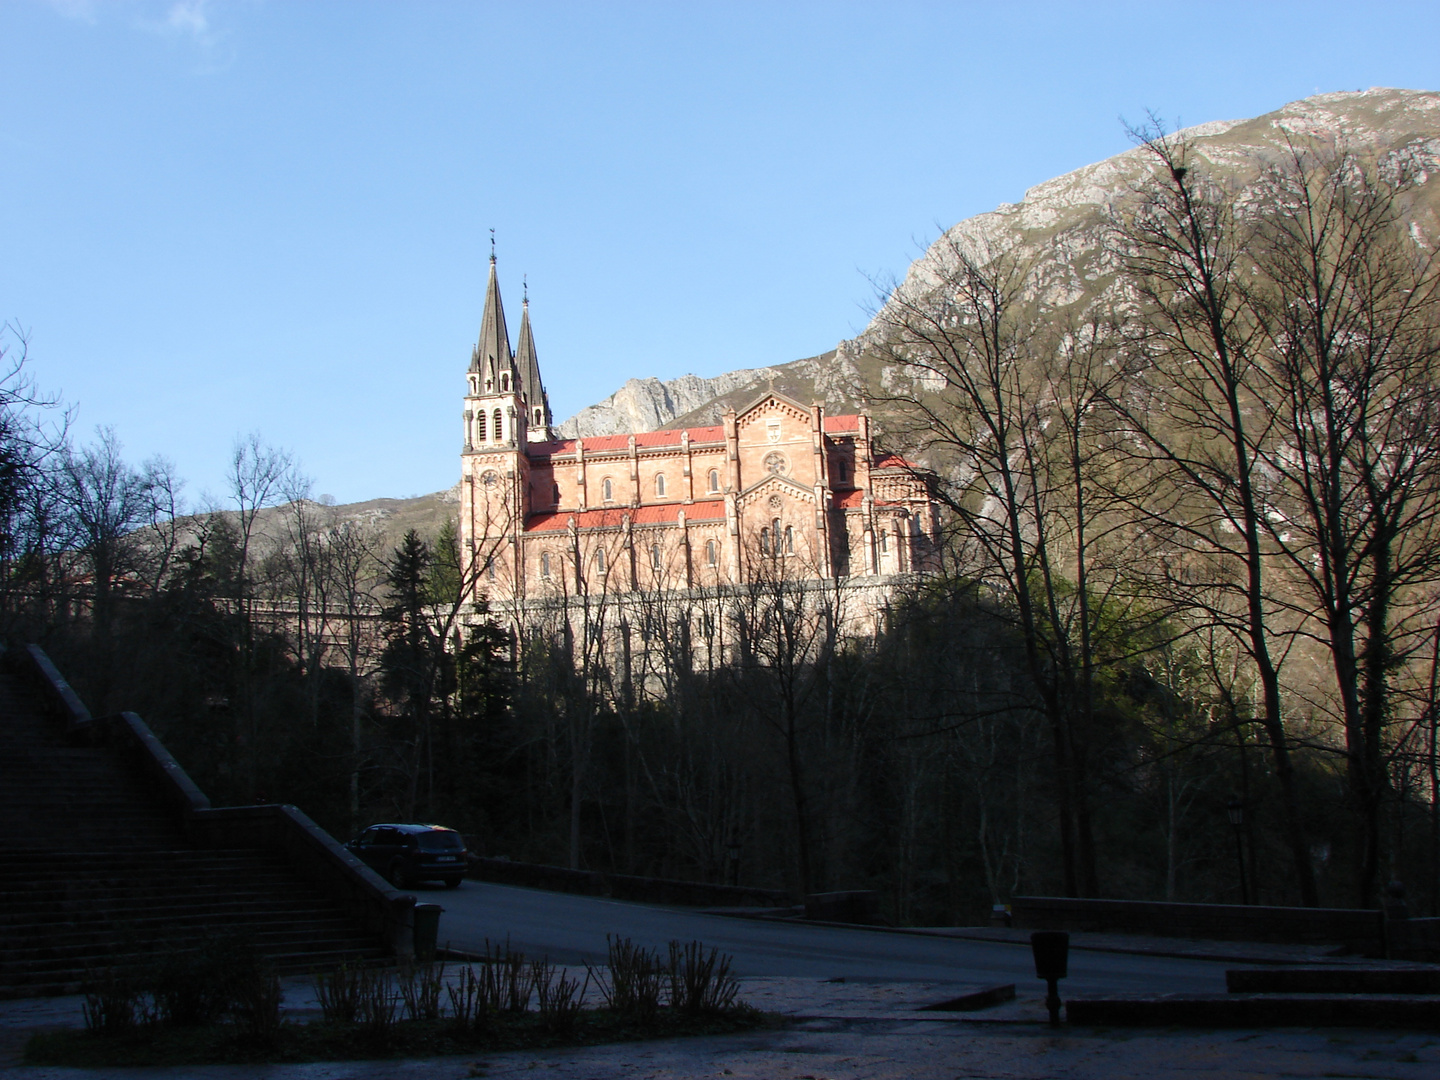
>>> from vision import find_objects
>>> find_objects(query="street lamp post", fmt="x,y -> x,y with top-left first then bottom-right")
1227,800 -> 1249,905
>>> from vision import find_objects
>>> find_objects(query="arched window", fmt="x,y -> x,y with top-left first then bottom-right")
836,460 -> 848,484
534,407 -> 543,425
784,525 -> 795,554
602,478 -> 614,502
552,483 -> 561,506
485,557 -> 496,581
476,411 -> 487,442
492,409 -> 502,440
760,527 -> 770,555
595,548 -> 606,573
650,544 -> 662,570
706,539 -> 718,566
540,551 -> 551,578
878,529 -> 888,553
708,469 -> 720,493
501,373 -> 510,392
655,473 -> 666,498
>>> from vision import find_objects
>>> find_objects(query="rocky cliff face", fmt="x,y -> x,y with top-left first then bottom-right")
860,88 -> 1440,355
556,369 -> 774,438
557,89 -> 1440,441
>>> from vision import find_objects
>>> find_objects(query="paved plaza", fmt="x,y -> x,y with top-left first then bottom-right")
3,971 -> 1437,1080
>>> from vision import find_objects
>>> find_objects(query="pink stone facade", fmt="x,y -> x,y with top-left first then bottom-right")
457,260 -> 939,607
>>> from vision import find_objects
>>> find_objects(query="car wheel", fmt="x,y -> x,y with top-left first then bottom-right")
444,877 -> 462,889
388,860 -> 410,889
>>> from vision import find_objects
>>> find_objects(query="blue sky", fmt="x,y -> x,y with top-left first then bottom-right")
2,1 -> 1437,504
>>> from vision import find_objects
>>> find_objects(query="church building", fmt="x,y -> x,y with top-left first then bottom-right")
459,255 -> 939,607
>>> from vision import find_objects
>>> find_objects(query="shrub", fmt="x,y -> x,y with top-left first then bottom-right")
398,960 -> 445,1022
533,959 -> 588,1035
666,940 -> 739,1015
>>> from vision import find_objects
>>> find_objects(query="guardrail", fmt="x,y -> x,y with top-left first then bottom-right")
11,643 -> 418,961
1011,895 -> 1385,955
471,856 -> 792,908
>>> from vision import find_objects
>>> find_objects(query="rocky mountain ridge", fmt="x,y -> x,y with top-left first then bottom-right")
556,369 -> 773,438
560,88 -> 1440,440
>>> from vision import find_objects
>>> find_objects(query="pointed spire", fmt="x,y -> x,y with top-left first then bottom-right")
470,247 -> 512,384
514,286 -> 547,421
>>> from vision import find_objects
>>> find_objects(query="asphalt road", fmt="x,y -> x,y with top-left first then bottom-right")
422,881 -> 1229,996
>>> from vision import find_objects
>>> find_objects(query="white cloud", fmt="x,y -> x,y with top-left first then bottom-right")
41,0 -> 233,59
42,0 -> 100,22
164,0 -> 210,40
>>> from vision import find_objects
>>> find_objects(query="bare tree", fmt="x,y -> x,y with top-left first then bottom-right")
1243,139 -> 1440,904
1107,127 -> 1320,905
726,515 -> 843,897
54,427 -> 150,631
870,242 -> 1140,897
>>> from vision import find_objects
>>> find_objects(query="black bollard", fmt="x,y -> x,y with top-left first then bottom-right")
1030,931 -> 1069,1027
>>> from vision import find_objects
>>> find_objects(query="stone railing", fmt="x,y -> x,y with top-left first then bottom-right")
1011,895 -> 1385,955
189,803 -> 418,959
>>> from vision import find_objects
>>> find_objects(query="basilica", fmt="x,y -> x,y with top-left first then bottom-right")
458,256 -> 940,608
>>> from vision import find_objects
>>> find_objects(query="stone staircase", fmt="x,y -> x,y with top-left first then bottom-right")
0,664 -> 387,998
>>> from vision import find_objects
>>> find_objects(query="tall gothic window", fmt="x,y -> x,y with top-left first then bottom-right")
603,478 -> 614,502
650,543 -> 661,570
784,525 -> 795,554
760,527 -> 770,555
485,557 -> 496,581
655,473 -> 666,497
534,407 -> 543,425
475,411 -> 486,442
706,539 -> 718,566
501,373 -> 510,392
552,483 -> 561,506
708,469 -> 720,493
492,409 -> 502,440
596,548 -> 606,573
540,552 -> 551,578
879,529 -> 888,553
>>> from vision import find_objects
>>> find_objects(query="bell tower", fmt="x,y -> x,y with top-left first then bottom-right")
461,245 -> 543,601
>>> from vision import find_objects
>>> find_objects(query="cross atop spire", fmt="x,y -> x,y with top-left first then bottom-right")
470,248 -> 512,381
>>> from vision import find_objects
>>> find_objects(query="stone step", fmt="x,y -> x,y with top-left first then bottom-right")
0,928 -> 373,969
2,900 -> 350,929
1066,992 -> 1440,1027
1225,967 -> 1440,995
0,665 -> 390,1000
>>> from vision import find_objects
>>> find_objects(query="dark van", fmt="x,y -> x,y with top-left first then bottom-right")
346,823 -> 468,888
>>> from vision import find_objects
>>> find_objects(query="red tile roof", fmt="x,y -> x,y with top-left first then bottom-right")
823,415 -> 861,433
872,452 -> 919,469
525,499 -> 727,533
833,490 -> 865,509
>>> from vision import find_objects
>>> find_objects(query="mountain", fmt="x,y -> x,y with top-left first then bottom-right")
565,88 -> 1440,437
557,369 -> 774,438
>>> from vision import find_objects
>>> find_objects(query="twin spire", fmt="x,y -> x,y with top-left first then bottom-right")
468,249 -> 551,432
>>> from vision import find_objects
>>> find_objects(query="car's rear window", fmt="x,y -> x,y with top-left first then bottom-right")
417,831 -> 464,852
